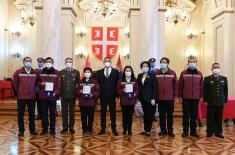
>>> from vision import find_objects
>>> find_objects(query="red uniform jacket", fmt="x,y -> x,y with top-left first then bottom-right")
13,67 -> 37,100
77,78 -> 100,107
179,68 -> 203,99
156,69 -> 178,100
38,68 -> 61,101
117,78 -> 139,105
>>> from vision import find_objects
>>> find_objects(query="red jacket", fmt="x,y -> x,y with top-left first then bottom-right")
77,78 -> 100,107
13,67 -> 37,100
156,69 -> 178,100
179,69 -> 203,99
38,68 -> 61,101
117,78 -> 139,105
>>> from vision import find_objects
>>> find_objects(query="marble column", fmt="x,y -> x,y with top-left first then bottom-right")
42,0 -> 62,68
0,0 -> 8,79
139,0 -> 158,61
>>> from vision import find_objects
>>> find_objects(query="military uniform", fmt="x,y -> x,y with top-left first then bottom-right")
203,75 -> 228,136
60,69 -> 80,131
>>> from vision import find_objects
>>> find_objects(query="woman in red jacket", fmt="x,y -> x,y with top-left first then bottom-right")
117,66 -> 139,135
77,67 -> 100,135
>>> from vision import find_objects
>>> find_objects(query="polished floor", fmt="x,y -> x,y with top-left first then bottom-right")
0,113 -> 235,155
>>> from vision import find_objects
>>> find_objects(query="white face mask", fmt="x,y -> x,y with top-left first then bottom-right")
45,63 -> 53,68
84,72 -> 91,78
212,68 -> 220,74
104,62 -> 111,68
125,71 -> 132,77
66,63 -> 73,69
160,63 -> 168,70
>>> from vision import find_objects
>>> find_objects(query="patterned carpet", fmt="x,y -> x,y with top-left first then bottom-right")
0,113 -> 235,155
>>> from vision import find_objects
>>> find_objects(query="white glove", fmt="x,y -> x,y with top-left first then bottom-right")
151,99 -> 155,106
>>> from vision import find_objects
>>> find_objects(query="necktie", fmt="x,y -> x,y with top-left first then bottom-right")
105,68 -> 109,78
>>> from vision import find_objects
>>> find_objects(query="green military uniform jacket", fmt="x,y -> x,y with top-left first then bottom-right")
60,68 -> 80,99
203,75 -> 228,106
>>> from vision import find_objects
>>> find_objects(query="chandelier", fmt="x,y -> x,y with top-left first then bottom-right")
92,0 -> 119,18
165,0 -> 189,24
19,0 -> 37,26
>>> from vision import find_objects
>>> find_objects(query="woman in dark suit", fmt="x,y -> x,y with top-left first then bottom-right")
117,66 -> 139,136
137,61 -> 157,136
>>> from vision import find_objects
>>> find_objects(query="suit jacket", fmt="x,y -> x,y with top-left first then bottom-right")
137,73 -> 156,103
96,67 -> 120,99
203,75 -> 228,106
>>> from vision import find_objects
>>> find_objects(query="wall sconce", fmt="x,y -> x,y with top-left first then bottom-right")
75,47 -> 88,59
186,30 -> 205,39
11,44 -> 24,58
122,47 -> 130,59
4,24 -> 23,37
123,27 -> 130,38
185,48 -> 198,58
76,27 -> 87,38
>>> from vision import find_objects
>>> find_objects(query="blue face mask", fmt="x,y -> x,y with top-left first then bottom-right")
142,67 -> 149,73
24,62 -> 32,68
38,63 -> 44,68
150,63 -> 155,69
189,63 -> 197,70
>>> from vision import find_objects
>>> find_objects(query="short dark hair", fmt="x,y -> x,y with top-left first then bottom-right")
188,55 -> 197,63
45,57 -> 54,63
83,67 -> 92,73
140,61 -> 150,68
65,57 -> 73,62
160,57 -> 170,64
23,57 -> 32,62
212,62 -> 220,66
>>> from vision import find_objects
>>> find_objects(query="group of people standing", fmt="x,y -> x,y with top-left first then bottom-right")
13,55 -> 228,139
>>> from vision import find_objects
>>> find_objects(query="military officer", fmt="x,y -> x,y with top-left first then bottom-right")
60,58 -> 80,134
203,63 -> 228,138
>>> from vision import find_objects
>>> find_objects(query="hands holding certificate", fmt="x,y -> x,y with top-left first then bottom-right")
44,82 -> 55,97
124,84 -> 135,99
82,85 -> 92,98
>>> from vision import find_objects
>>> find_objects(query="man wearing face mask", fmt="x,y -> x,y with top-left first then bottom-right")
179,56 -> 203,138
148,58 -> 158,122
38,57 -> 61,135
96,57 -> 120,136
13,57 -> 38,137
204,63 -> 228,138
59,58 -> 80,134
156,57 -> 178,137
35,58 -> 45,120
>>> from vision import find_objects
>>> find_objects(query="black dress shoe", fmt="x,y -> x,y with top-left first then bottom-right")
60,129 -> 68,134
123,130 -> 127,135
146,132 -> 151,137
112,129 -> 119,136
40,131 -> 48,135
98,129 -> 105,135
50,131 -> 56,135
69,129 -> 75,134
181,132 -> 188,137
140,131 -> 146,135
30,131 -> 38,135
215,134 -> 224,138
128,130 -> 132,136
18,132 -> 24,137
168,131 -> 175,137
207,133 -> 213,138
190,132 -> 200,138
158,131 -> 168,136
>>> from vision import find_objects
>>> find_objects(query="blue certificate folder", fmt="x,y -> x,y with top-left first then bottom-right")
44,91 -> 54,97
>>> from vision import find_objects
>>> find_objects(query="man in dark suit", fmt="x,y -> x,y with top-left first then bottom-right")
96,57 -> 120,136
203,63 -> 228,138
